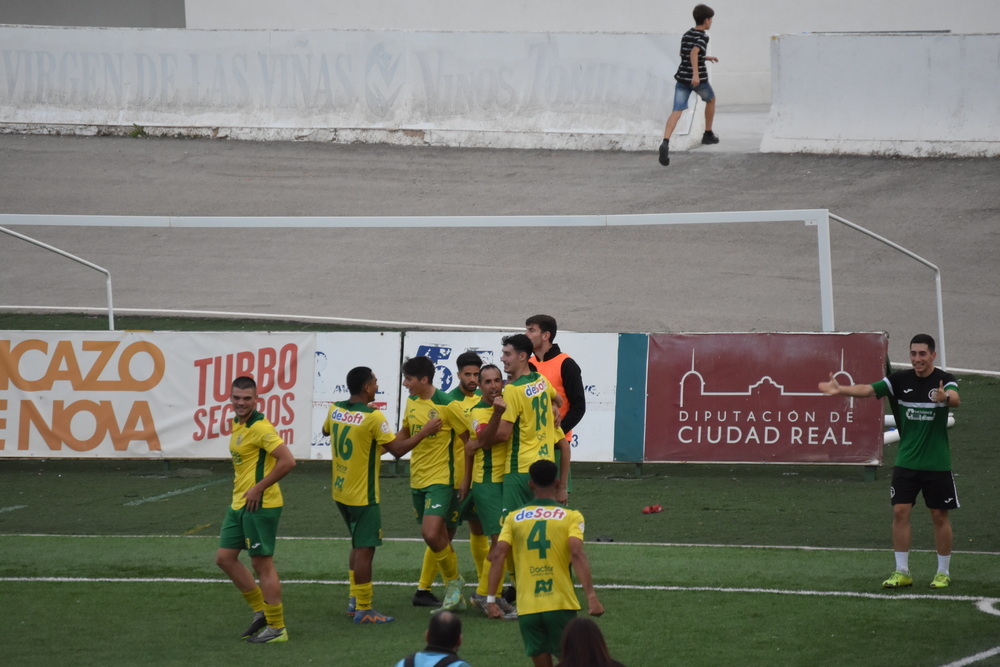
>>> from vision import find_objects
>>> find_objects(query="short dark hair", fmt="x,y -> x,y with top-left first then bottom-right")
231,376 -> 256,391
455,351 -> 483,371
426,610 -> 462,650
402,356 -> 435,382
525,314 -> 558,343
479,364 -> 502,379
693,4 -> 714,24
502,333 -> 533,358
529,459 -> 558,488
910,333 -> 936,353
346,366 -> 374,395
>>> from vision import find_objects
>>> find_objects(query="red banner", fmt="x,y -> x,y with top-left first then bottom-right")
645,333 -> 887,464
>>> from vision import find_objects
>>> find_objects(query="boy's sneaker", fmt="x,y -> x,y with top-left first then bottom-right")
346,596 -> 357,617
496,596 -> 518,620
239,611 -> 267,639
470,592 -> 489,613
882,571 -> 913,588
930,573 -> 951,589
702,130 -> 720,145
412,589 -> 442,607
441,575 -> 466,611
470,592 -> 518,619
658,140 -> 670,166
354,608 -> 395,624
246,626 -> 288,643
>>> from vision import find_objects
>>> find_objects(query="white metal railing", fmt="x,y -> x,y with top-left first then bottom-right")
0,225 -> 115,330
828,213 -> 946,370
1,211 -> 946,363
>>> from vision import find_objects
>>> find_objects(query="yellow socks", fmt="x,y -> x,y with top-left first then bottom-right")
263,601 -> 285,630
469,533 -> 490,581
418,547 -> 438,590
241,586 -> 265,613
355,582 -> 373,612
433,546 -> 459,581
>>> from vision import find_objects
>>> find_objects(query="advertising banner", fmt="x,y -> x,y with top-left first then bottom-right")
310,332 -> 404,459
0,331 -> 315,458
644,333 -> 887,464
400,331 -> 619,462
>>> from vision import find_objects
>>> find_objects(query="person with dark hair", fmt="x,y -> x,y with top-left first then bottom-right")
819,334 -> 961,589
446,352 -> 489,591
464,364 -> 518,619
658,3 -> 720,166
401,356 -> 470,611
525,314 -> 585,496
556,617 -> 624,667
485,460 -> 603,667
478,335 -> 571,516
395,610 -> 472,667
215,375 -> 296,643
323,366 -> 442,624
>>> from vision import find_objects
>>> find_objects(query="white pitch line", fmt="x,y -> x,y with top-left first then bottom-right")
0,505 -> 28,514
122,478 -> 229,506
940,646 -> 1000,667
2,576 -> 997,607
4,533 -> 1000,557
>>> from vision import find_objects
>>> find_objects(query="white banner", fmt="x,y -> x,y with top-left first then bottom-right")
400,331 -> 619,462
310,332 -> 403,459
0,26 -> 677,149
0,331 -> 315,458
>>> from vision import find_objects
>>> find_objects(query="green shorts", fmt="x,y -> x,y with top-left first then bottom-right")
337,501 -> 383,549
411,484 -> 455,523
518,609 -> 577,658
218,505 -> 282,557
471,480 -> 504,536
501,472 -> 532,519
448,489 -> 479,529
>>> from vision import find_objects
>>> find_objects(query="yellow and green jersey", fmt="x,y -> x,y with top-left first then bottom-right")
500,372 -> 559,474
403,389 -> 466,489
228,411 -> 285,510
446,388 -> 480,488
324,401 -> 395,506
498,499 -> 585,615
468,400 -> 509,484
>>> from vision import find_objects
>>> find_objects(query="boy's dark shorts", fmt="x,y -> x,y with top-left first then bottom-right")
890,467 -> 959,510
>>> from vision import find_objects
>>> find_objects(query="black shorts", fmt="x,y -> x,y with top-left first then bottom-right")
890,467 -> 959,510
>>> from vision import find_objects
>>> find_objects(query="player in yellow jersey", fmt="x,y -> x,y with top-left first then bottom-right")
464,364 -> 518,619
446,352 -> 490,594
401,356 -> 470,611
485,460 -> 604,667
215,376 -> 296,644
479,334 -> 571,516
323,366 -> 442,624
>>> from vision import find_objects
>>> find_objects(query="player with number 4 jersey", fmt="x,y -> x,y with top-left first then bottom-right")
485,460 -> 603,666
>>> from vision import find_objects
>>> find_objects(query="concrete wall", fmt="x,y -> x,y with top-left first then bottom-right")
761,33 -> 1000,157
0,26 -> 705,151
184,0 -> 1000,105
0,0 -> 184,28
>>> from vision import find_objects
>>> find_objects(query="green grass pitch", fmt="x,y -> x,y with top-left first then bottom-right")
1,315 -> 999,665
